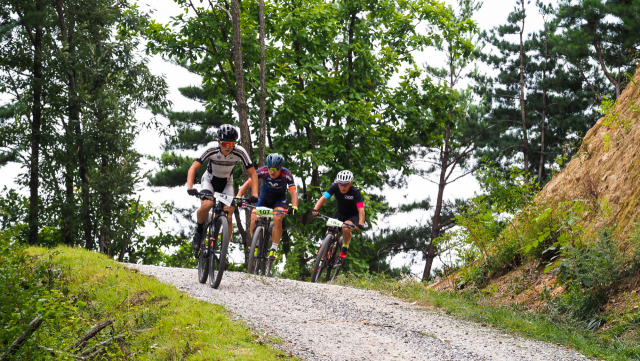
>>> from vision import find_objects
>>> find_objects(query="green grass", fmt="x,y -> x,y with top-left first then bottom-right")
334,273 -> 640,361
29,246 -> 296,361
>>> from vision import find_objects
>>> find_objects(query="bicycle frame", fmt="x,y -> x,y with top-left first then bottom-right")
311,213 -> 356,283
241,204 -> 288,276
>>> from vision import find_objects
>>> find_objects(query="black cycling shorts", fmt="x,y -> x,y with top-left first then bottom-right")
333,210 -> 359,225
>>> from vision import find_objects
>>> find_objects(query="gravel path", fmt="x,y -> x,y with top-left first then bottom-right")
129,264 -> 590,361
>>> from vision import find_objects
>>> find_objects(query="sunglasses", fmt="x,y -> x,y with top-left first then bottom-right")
338,182 -> 350,187
220,141 -> 235,147
268,167 -> 281,172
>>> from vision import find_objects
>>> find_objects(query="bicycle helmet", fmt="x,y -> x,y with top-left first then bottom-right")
335,170 -> 354,183
217,124 -> 239,142
266,153 -> 285,169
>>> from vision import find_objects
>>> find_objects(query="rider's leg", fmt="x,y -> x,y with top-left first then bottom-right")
342,220 -> 354,246
224,205 -> 234,243
271,212 -> 285,247
249,212 -> 257,237
193,198 -> 214,250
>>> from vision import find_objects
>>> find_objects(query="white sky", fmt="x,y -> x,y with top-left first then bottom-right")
0,0 -> 556,276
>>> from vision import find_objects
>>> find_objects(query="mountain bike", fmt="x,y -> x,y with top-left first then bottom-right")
192,191 -> 250,288
240,204 -> 288,277
310,213 -> 363,283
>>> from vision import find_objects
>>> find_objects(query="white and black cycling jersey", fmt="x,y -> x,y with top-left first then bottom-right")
195,144 -> 254,180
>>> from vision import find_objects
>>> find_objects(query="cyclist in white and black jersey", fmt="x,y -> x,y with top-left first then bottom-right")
187,124 -> 259,251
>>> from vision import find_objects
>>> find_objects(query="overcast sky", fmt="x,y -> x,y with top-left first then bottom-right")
1,0 -> 557,275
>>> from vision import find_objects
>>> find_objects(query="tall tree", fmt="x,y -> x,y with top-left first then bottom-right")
0,0 -> 55,245
554,0 -> 640,99
474,0 -> 599,183
389,0 -> 482,281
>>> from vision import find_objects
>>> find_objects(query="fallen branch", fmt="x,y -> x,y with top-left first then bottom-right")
70,319 -> 113,351
0,316 -> 43,360
78,328 -> 151,358
37,345 -> 85,360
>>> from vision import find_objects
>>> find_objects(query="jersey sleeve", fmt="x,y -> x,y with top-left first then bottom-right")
232,145 -> 254,169
196,147 -> 217,164
283,170 -> 296,191
354,188 -> 364,209
323,183 -> 338,200
256,166 -> 269,179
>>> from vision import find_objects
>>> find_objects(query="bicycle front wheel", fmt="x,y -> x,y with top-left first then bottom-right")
248,226 -> 263,275
311,233 -> 334,283
209,216 -> 229,289
329,237 -> 344,282
197,221 -> 211,284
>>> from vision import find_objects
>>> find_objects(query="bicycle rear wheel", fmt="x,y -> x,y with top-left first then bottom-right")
248,226 -> 263,275
209,216 -> 229,289
197,220 -> 210,284
311,234 -> 334,283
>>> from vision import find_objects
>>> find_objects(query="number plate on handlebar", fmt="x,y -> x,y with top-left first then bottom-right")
255,207 -> 274,217
326,218 -> 343,227
214,192 -> 233,206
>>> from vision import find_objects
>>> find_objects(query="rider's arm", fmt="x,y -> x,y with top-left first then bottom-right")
313,196 -> 327,211
358,207 -> 365,226
236,179 -> 252,198
247,167 -> 259,197
289,187 -> 299,208
187,161 -> 201,189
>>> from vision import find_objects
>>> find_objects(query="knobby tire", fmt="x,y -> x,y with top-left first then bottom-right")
248,226 -> 263,275
209,216 -> 228,289
197,220 -> 211,284
330,237 -> 344,282
311,234 -> 333,283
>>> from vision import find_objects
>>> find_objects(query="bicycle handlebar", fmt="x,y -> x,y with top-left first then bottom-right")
190,191 -> 253,206
312,212 -> 366,230
239,203 -> 289,215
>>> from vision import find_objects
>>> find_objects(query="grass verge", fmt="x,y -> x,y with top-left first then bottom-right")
28,246 -> 295,360
334,272 -> 640,361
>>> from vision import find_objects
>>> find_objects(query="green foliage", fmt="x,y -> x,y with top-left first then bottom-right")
474,0 -> 601,183
1,245 -> 297,360
546,227 -> 640,327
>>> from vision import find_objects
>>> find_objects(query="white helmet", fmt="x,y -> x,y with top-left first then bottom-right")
335,170 -> 354,183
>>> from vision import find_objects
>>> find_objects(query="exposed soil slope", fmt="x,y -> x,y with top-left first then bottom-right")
540,65 -> 640,236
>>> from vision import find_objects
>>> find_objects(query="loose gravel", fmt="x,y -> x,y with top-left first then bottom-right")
128,264 -> 591,361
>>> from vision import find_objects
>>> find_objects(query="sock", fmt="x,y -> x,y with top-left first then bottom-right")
271,243 -> 278,251
196,222 -> 204,233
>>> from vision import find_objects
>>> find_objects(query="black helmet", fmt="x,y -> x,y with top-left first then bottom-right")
217,124 -> 239,142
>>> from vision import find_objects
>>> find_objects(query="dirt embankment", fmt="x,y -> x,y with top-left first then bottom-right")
540,65 -> 640,237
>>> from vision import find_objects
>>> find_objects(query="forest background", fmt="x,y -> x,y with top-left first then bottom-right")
1,0 -> 638,282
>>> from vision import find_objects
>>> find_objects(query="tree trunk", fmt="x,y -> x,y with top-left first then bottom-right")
27,0 -> 45,245
518,0 -> 530,178
55,0 -> 78,246
230,0 -> 252,260
422,125 -> 451,282
258,0 -> 267,167
538,22 -> 549,182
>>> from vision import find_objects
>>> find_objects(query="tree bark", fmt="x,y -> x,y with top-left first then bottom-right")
423,125 -> 450,282
0,316 -> 43,360
538,21 -> 549,182
119,196 -> 140,262
56,0 -> 78,246
518,0 -> 530,178
229,0 -> 252,260
27,0 -> 45,245
258,0 -> 267,167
